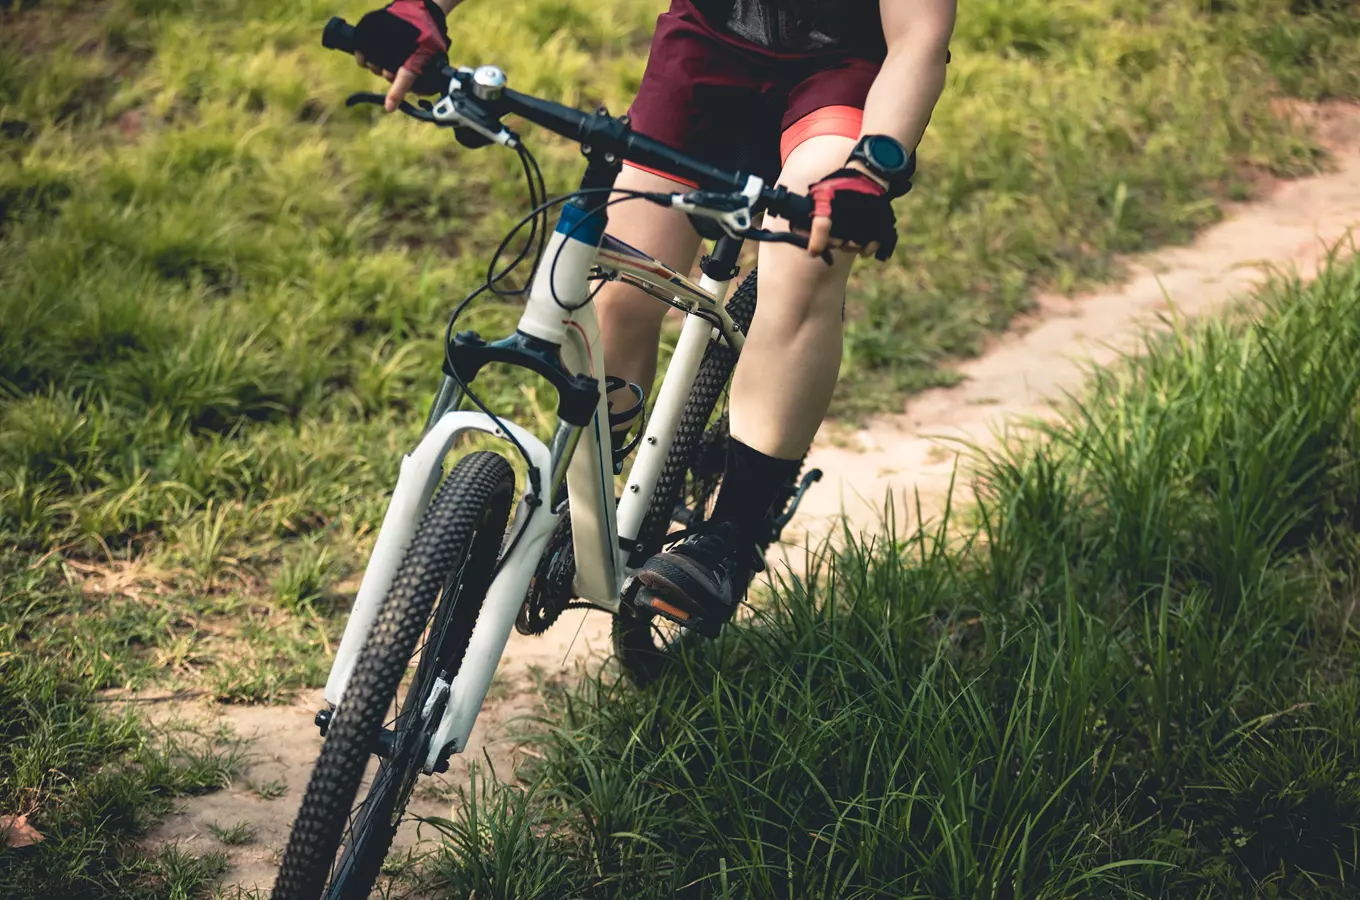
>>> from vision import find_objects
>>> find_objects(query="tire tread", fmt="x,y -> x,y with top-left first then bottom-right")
273,451 -> 514,900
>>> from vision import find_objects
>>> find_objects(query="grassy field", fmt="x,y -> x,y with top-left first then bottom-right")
422,248 -> 1360,898
2,0 -> 1360,895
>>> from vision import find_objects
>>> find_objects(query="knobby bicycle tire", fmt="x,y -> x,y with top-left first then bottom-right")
273,451 -> 515,900
614,269 -> 803,685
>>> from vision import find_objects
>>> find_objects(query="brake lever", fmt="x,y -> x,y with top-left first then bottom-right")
345,92 -> 439,123
747,228 -> 834,266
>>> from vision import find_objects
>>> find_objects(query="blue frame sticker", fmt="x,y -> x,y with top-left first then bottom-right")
554,201 -> 606,245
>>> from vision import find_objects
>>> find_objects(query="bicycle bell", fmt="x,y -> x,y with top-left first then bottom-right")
472,66 -> 507,101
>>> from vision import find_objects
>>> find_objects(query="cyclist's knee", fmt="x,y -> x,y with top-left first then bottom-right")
759,133 -> 861,312
775,133 -> 857,202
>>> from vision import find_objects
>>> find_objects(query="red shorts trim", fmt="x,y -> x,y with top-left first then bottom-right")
621,160 -> 700,189
779,105 -> 863,165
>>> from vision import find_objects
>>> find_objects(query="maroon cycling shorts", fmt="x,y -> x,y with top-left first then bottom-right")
625,0 -> 883,187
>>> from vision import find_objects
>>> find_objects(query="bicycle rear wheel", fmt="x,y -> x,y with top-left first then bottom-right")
613,270 -> 802,686
273,451 -> 515,900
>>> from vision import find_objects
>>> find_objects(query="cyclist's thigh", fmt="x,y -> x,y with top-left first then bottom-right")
604,1 -> 777,310
627,4 -> 782,182
606,164 -> 705,280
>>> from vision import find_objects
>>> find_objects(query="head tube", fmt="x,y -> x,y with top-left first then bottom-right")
516,158 -> 618,344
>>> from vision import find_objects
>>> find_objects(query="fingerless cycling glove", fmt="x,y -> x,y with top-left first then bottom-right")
354,0 -> 450,94
802,169 -> 899,261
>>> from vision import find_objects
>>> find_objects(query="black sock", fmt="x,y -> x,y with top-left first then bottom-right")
708,438 -> 802,541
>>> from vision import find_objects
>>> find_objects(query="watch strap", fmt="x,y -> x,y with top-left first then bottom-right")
849,135 -> 915,200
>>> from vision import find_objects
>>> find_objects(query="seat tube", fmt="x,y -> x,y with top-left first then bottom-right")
616,235 -> 745,563
516,154 -> 621,345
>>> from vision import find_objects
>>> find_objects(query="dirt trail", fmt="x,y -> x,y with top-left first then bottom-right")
147,102 -> 1360,894
786,104 -> 1360,548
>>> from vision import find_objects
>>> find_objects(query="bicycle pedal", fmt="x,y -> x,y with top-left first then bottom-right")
643,592 -> 694,625
769,467 -> 824,541
623,572 -> 701,630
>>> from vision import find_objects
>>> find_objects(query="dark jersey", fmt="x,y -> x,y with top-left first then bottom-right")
691,0 -> 886,56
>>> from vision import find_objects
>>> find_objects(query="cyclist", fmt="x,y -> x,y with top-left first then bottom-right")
349,0 -> 956,637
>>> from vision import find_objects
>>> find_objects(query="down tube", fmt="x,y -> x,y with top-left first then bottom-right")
615,273 -> 734,558
560,297 -> 620,606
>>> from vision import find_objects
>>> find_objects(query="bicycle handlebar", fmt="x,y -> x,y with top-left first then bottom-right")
320,16 -> 817,226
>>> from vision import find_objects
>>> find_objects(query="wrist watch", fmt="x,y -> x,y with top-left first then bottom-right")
847,134 -> 915,198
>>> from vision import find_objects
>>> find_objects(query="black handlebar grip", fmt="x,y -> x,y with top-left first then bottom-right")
322,17 -> 358,53
780,192 -> 816,229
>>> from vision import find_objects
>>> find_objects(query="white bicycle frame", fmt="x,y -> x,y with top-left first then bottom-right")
320,198 -> 749,773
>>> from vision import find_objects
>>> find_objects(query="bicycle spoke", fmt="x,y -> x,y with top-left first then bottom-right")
332,758 -> 401,884
333,788 -> 363,882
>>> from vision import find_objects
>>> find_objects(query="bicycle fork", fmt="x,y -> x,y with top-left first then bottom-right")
318,164 -> 620,772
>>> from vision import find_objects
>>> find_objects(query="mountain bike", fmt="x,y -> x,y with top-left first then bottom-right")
272,17 -> 837,899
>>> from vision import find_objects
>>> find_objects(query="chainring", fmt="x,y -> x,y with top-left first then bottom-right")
514,512 -> 575,635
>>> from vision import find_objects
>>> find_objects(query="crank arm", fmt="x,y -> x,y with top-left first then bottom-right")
768,468 -> 823,542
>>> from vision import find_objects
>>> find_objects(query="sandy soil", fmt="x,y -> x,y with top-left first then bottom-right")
143,101 -> 1360,895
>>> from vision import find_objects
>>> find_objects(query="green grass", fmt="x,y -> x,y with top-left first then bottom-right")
250,779 -> 288,801
0,573 -> 244,898
1,0 -> 1359,894
419,248 -> 1360,897
2,0 -> 1359,567
206,821 -> 256,846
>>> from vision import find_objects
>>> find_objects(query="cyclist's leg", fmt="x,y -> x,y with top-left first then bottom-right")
635,69 -> 880,631
725,63 -> 881,461
596,165 -> 703,411
629,16 -> 876,633
697,72 -> 879,540
729,133 -> 857,460
633,136 -> 860,633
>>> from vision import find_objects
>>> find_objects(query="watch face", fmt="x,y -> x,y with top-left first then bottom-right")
866,135 -> 908,173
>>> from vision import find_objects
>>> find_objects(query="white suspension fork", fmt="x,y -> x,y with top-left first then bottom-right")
322,411 -> 557,709
420,421 -> 562,769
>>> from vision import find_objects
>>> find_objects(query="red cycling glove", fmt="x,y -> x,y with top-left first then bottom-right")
354,0 -> 450,93
801,168 -> 898,261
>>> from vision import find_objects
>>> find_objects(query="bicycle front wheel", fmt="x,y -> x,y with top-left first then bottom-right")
273,451 -> 515,900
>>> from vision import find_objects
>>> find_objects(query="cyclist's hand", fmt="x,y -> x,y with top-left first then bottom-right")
351,0 -> 450,112
800,167 -> 898,261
